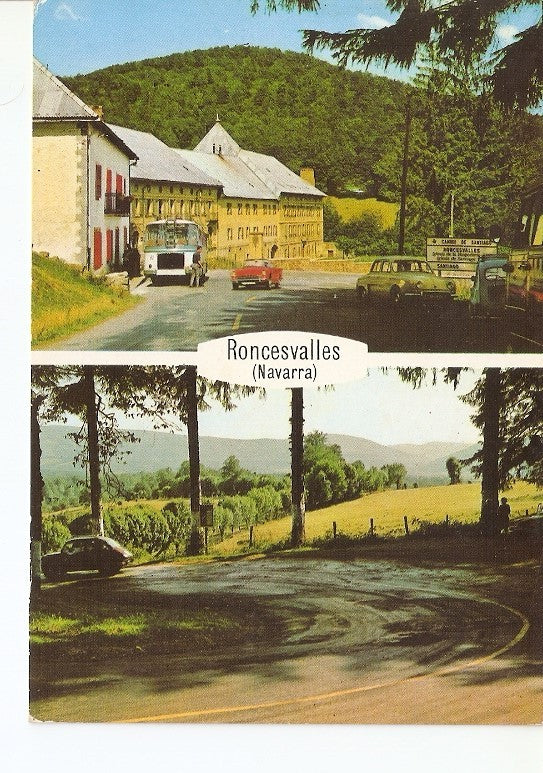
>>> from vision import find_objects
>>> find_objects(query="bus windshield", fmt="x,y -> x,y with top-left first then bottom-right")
144,221 -> 200,249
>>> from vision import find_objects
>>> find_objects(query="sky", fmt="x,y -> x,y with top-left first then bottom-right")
89,368 -> 483,446
32,0 -> 540,79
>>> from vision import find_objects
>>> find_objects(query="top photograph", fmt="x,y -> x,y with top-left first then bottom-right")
31,0 -> 543,353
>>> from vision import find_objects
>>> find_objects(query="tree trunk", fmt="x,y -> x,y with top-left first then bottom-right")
83,366 -> 104,535
185,366 -> 202,553
290,388 -> 305,547
30,394 -> 44,597
480,368 -> 502,535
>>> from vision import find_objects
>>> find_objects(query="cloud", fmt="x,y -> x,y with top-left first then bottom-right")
54,3 -> 82,21
497,24 -> 519,43
357,14 -> 391,30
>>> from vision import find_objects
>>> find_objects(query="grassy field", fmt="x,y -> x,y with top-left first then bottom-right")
32,252 -> 140,347
328,196 -> 399,228
211,481 -> 542,555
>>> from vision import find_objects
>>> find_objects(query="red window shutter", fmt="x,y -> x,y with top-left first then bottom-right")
114,228 -> 120,263
116,174 -> 123,194
93,228 -> 102,270
95,165 -> 102,200
106,168 -> 112,194
106,229 -> 113,262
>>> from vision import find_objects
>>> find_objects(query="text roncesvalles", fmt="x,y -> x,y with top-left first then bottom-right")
227,337 -> 341,383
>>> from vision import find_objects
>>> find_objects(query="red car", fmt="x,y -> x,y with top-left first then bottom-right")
231,259 -> 282,290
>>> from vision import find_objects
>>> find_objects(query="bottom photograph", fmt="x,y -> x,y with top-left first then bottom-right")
29,365 -> 542,724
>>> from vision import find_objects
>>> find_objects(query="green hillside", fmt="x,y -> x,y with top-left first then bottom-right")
63,46 -> 407,195
62,45 -> 543,245
32,252 -> 139,347
212,481 -> 541,555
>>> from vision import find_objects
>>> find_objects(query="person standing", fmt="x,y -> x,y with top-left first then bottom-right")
190,245 -> 203,287
497,497 -> 511,534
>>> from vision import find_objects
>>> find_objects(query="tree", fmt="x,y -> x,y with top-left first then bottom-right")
253,0 -> 543,109
446,456 -> 462,485
31,365 -> 136,589
462,370 -> 543,527
32,366 -> 259,572
290,388 -> 305,546
381,462 -> 407,490
396,367 -> 543,533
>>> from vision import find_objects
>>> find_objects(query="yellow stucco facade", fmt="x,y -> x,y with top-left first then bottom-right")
33,123 -> 87,265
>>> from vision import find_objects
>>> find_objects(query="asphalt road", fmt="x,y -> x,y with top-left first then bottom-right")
30,558 -> 542,724
43,270 -> 543,353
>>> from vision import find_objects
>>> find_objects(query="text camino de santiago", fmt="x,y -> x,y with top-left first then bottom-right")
227,337 -> 341,382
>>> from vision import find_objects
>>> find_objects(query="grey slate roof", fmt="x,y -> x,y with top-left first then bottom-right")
33,60 -> 137,160
109,124 -> 220,188
174,148 -> 277,200
181,121 -> 325,199
241,150 -> 325,197
33,58 -> 98,121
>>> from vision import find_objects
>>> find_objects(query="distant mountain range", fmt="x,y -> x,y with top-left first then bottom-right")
40,425 -> 479,484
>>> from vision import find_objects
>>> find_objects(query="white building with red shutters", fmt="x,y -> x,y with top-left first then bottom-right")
32,59 -> 137,271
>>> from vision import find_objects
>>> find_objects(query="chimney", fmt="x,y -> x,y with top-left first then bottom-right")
91,105 -> 104,120
300,167 -> 315,186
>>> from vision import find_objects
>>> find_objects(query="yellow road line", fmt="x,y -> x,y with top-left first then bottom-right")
231,295 -> 259,331
118,599 -> 530,724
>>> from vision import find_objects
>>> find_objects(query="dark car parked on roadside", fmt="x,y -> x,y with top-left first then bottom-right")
42,536 -> 132,580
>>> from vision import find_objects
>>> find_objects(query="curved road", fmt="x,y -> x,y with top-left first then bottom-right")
30,558 -> 542,723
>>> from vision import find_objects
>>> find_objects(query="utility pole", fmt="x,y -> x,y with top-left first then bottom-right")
398,96 -> 412,255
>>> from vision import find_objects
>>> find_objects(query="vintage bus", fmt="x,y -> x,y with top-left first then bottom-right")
143,219 -> 207,285
508,184 -> 543,317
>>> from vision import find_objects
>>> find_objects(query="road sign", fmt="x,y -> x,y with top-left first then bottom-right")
426,237 -> 498,277
200,503 -> 214,527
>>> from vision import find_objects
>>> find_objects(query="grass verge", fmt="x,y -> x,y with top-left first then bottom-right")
32,252 -> 141,347
30,578 -> 283,662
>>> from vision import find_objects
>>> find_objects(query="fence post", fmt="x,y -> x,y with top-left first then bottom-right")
249,525 -> 254,548
333,521 -> 337,540
370,518 -> 374,538
403,516 -> 409,535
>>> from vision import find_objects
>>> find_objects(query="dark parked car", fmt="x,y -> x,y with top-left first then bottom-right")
42,536 -> 132,580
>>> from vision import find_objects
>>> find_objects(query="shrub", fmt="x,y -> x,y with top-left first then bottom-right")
42,518 -> 72,553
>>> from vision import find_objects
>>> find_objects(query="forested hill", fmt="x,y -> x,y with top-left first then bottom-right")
62,46 -> 408,194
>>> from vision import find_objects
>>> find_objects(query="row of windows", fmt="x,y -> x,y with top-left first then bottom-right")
226,225 -> 278,240
283,204 -> 319,218
226,202 -> 278,216
133,199 -> 213,218
286,223 -> 320,238
132,183 -> 214,199
93,226 -> 127,270
95,165 -> 125,200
